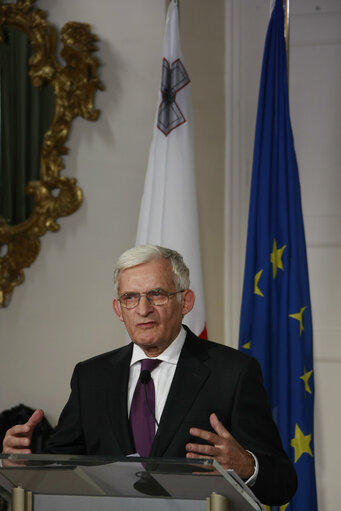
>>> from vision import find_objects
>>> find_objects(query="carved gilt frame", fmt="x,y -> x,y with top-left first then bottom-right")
0,0 -> 103,306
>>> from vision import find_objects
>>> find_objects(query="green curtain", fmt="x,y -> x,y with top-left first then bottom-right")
0,27 -> 54,226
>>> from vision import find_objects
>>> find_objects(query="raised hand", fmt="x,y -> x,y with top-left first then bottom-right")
185,412 -> 255,480
2,408 -> 44,455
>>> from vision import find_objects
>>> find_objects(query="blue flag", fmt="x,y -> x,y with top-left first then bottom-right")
238,1 -> 318,510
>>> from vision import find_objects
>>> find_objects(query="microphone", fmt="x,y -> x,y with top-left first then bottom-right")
139,370 -> 159,428
140,369 -> 151,385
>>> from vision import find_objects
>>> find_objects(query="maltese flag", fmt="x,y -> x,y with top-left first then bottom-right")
136,0 -> 207,338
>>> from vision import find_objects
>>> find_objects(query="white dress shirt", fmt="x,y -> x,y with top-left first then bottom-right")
128,326 -> 186,426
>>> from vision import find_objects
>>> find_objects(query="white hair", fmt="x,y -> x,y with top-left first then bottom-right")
113,245 -> 190,296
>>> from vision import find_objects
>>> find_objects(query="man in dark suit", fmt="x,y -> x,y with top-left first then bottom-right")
2,245 -> 297,505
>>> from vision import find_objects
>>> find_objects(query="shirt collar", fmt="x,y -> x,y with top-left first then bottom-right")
130,326 -> 186,367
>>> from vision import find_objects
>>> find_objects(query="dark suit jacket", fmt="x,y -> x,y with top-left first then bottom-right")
47,326 -> 297,505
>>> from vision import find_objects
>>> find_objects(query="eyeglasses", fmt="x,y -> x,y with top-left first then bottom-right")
118,288 -> 184,309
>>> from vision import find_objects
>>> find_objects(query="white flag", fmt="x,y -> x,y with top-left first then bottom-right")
136,0 -> 206,338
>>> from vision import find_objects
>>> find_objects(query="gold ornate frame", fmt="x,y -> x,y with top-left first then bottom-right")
0,0 -> 103,306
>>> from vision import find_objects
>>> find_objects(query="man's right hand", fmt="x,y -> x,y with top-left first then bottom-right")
2,408 -> 44,455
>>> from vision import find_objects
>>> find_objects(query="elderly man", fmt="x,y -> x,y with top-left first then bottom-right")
2,245 -> 297,505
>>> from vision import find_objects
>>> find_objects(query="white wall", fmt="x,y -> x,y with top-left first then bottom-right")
290,3 -> 340,510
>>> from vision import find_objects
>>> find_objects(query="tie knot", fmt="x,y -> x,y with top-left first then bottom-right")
141,358 -> 161,373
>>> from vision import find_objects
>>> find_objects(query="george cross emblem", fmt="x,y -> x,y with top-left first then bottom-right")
157,57 -> 190,136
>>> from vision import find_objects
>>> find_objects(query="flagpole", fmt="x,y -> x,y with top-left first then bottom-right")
271,1 -> 290,75
284,0 -> 290,77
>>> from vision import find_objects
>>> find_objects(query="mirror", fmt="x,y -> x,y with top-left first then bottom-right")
0,26 -> 55,226
0,0 -> 103,306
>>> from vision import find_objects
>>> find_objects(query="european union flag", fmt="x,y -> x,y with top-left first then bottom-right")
238,1 -> 318,510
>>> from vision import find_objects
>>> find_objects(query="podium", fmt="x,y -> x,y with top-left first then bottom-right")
0,454 -> 264,511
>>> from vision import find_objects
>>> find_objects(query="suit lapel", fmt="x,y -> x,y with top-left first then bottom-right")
105,343 -> 135,455
151,330 -> 211,456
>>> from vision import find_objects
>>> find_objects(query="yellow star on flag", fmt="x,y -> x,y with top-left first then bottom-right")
242,341 -> 251,350
263,505 -> 288,511
270,239 -> 286,278
290,424 -> 313,463
289,306 -> 307,335
254,269 -> 264,296
300,367 -> 313,394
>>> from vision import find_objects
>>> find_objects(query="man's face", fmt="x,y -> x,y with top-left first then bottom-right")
113,258 -> 194,356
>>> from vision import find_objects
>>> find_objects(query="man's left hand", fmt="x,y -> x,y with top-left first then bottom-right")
185,412 -> 255,480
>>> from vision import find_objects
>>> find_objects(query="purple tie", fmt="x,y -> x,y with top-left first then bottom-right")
130,358 -> 161,457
